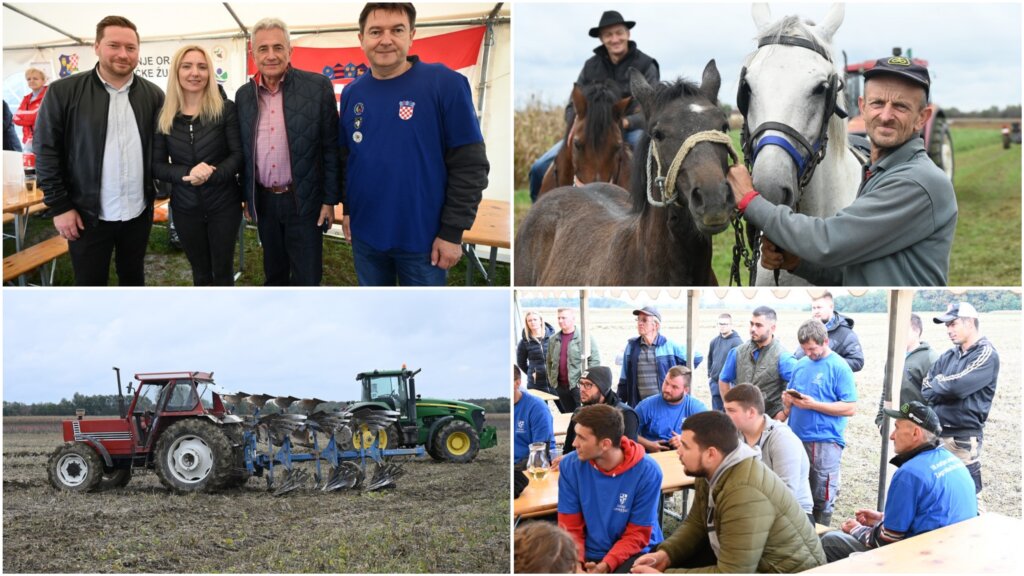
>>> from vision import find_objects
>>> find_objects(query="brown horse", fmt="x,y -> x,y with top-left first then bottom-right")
538,81 -> 632,196
515,60 -> 735,286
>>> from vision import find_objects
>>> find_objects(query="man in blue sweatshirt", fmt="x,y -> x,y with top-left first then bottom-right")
783,320 -> 857,527
558,404 -> 663,573
635,366 -> 707,454
513,365 -> 554,465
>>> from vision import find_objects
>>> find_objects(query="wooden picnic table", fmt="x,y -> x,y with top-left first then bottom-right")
514,449 -> 694,520
806,513 -> 1022,573
3,184 -> 45,252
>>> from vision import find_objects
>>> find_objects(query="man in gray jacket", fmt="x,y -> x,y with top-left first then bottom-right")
794,292 -> 864,371
727,57 -> 957,286
725,383 -> 814,524
546,307 -> 600,413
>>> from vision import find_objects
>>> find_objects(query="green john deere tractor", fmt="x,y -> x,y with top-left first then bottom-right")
345,367 -> 497,463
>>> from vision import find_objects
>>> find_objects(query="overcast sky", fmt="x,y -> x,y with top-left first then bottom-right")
3,290 -> 510,404
514,1 -> 1021,111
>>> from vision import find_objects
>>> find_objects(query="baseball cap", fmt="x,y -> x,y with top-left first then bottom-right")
864,56 -> 931,97
883,401 -> 942,436
632,306 -> 662,323
933,301 -> 979,324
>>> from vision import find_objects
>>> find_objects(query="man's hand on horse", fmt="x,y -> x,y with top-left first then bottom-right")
727,164 -> 755,206
761,238 -> 800,271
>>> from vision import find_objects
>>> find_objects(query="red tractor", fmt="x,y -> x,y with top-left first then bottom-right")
844,48 -> 955,181
47,369 -> 248,493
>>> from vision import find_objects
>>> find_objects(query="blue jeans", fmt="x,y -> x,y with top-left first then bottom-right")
708,379 -> 724,411
804,441 -> 843,525
351,237 -> 447,286
528,128 -> 644,202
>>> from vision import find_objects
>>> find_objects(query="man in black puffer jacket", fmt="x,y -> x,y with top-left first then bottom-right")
235,17 -> 340,286
794,291 -> 865,372
35,16 -> 165,285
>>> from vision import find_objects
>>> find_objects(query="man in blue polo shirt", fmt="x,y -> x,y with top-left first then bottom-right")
513,365 -> 554,465
821,401 -> 977,562
783,319 -> 857,527
339,3 -> 489,285
558,404 -> 663,573
635,366 -> 707,453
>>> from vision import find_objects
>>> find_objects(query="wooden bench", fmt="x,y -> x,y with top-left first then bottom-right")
3,235 -> 69,285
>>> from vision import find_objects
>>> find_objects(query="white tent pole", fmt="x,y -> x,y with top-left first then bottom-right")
222,2 -> 249,36
581,289 -> 590,371
687,290 -> 699,371
474,3 -> 502,120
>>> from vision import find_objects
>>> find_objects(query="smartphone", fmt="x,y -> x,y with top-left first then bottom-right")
320,219 -> 332,233
785,389 -> 804,399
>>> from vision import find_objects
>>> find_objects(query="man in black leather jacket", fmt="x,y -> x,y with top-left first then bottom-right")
35,16 -> 164,285
235,17 -> 340,286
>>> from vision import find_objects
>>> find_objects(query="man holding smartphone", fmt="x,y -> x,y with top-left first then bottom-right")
782,320 -> 857,527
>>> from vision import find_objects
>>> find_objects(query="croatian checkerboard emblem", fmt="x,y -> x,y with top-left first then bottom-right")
398,100 -> 415,120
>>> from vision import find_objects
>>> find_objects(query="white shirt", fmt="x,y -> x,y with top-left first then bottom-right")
97,70 -> 145,222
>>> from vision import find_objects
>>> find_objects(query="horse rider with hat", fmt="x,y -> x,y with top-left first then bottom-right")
727,56 -> 957,286
527,9 -> 660,201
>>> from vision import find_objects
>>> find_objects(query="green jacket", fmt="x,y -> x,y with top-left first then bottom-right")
658,451 -> 825,573
545,330 -> 600,390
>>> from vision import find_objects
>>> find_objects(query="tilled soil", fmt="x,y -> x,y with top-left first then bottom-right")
2,416 -> 511,573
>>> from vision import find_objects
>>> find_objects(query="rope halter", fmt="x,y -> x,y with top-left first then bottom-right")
646,130 -> 739,207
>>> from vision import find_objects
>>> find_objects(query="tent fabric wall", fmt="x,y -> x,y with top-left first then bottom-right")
2,3 -> 511,207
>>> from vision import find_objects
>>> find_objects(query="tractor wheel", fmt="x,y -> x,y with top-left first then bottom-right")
47,442 -> 103,492
928,118 -> 955,181
432,420 -> 480,463
381,423 -> 403,449
426,437 -> 445,461
99,467 -> 133,490
154,419 -> 235,493
222,424 -> 251,489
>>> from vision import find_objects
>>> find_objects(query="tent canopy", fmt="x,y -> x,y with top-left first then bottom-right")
3,2 -> 509,49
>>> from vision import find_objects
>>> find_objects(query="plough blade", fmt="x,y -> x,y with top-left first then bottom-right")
321,462 -> 364,492
271,468 -> 310,496
364,461 -> 404,492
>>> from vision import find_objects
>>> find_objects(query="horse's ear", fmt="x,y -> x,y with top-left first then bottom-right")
571,83 -> 587,117
700,59 -> 722,103
817,3 -> 844,42
629,68 -> 654,117
752,3 -> 772,34
613,96 -> 631,120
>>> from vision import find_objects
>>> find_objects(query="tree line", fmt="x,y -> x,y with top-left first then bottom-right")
835,290 -> 1021,314
4,394 -> 510,417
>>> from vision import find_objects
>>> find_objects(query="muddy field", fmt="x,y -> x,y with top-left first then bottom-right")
526,304 -> 1021,523
2,415 -> 510,573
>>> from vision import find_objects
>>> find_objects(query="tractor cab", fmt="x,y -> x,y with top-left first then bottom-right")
128,372 -> 235,450
355,367 -> 419,422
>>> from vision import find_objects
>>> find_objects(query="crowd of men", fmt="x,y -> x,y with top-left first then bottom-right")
515,295 -> 1001,573
30,2 -> 488,286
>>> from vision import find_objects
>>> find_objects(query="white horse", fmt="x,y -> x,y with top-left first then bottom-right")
740,3 -> 863,286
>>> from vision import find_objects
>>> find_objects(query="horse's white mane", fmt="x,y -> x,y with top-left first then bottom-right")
745,14 -> 848,162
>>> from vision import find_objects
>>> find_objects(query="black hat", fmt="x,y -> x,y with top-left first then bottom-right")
632,306 -> 662,323
883,401 -> 942,436
580,366 -> 613,396
589,10 -> 635,38
933,301 -> 979,324
864,56 -> 931,97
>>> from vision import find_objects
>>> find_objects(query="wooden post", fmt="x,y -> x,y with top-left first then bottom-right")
877,289 -> 914,510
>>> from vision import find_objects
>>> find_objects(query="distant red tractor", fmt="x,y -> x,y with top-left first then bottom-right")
844,48 -> 955,181
47,369 -> 248,493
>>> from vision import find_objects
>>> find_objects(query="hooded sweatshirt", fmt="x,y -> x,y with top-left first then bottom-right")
558,437 -> 664,571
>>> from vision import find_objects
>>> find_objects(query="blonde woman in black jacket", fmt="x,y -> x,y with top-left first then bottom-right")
153,45 -> 242,285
